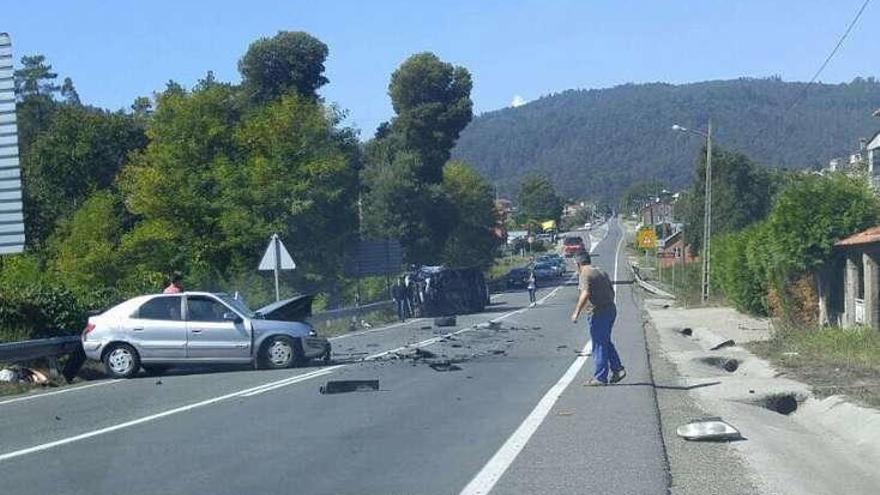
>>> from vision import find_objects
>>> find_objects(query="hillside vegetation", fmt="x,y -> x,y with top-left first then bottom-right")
453,78 -> 880,201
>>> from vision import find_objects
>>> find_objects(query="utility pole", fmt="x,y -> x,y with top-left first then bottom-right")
701,120 -> 712,304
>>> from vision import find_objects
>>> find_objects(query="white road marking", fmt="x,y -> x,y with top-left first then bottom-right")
0,367 -> 339,463
239,366 -> 341,397
458,219 -> 622,495
0,379 -> 122,407
459,341 -> 591,495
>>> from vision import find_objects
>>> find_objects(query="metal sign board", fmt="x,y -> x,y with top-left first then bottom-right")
0,33 -> 24,254
346,239 -> 403,277
258,233 -> 296,270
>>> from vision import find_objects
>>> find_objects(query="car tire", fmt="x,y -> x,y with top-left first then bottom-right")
102,343 -> 141,378
260,335 -> 301,369
142,365 -> 170,376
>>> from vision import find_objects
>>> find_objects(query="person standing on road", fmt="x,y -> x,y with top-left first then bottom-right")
527,270 -> 537,306
392,279 -> 407,322
570,251 -> 626,385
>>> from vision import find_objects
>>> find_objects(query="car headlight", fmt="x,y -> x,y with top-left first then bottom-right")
308,327 -> 317,337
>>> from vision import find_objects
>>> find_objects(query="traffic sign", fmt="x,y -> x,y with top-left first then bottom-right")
637,228 -> 657,249
258,234 -> 296,301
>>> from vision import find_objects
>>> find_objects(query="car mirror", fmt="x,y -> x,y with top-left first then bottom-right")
223,312 -> 243,323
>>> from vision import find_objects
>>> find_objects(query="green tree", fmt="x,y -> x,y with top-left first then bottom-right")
441,162 -> 498,269
517,174 -> 562,223
387,52 -> 473,184
23,105 -> 147,247
60,77 -> 80,105
118,82 -> 357,290
239,31 -> 329,102
13,55 -> 60,98
48,191 -> 124,297
683,147 -> 778,252
766,172 -> 880,273
362,52 -> 475,264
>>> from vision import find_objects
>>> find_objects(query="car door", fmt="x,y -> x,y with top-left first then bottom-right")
129,295 -> 187,360
184,295 -> 251,360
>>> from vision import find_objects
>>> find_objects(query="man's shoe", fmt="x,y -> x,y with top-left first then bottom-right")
610,368 -> 627,384
585,378 -> 607,386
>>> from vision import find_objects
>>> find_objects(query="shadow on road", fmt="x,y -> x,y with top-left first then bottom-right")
611,381 -> 722,391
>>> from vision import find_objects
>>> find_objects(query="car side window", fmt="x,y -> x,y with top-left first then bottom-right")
187,296 -> 231,322
134,296 -> 182,321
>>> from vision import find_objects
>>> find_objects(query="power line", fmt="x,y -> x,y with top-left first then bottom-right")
787,0 -> 872,112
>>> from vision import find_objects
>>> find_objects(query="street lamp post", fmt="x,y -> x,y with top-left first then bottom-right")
672,121 -> 713,304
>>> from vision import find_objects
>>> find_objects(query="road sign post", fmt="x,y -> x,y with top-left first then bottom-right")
258,233 -> 296,302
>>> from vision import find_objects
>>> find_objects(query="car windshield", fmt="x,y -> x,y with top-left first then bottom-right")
215,293 -> 255,318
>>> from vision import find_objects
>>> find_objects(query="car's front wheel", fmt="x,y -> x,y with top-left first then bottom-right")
260,336 -> 302,369
103,343 -> 141,378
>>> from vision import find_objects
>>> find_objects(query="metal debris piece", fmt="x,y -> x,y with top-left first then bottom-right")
709,339 -> 736,351
676,417 -> 742,441
679,327 -> 693,336
414,348 -> 437,359
319,379 -> 380,394
428,360 -> 463,372
556,410 -> 575,416
434,316 -> 457,327
557,345 -> 568,349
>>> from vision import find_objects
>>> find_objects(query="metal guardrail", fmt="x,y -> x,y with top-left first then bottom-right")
630,263 -> 676,299
0,335 -> 85,382
0,335 -> 81,363
309,300 -> 395,325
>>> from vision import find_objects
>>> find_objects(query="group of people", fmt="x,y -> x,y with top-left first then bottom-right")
391,274 -> 420,322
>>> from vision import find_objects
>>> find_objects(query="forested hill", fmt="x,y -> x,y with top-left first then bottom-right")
452,78 -> 880,202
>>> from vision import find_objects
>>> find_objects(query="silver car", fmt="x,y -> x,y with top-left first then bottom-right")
82,292 -> 331,378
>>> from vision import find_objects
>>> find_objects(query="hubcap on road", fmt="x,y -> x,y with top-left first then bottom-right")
268,340 -> 292,366
108,348 -> 133,374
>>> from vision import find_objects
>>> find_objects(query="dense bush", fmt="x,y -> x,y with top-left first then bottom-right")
0,284 -> 87,341
713,172 -> 879,319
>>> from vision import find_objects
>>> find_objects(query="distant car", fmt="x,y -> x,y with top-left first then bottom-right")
532,262 -> 557,280
506,268 -> 531,289
536,254 -> 565,276
563,236 -> 585,257
583,222 -> 592,230
82,292 -> 331,378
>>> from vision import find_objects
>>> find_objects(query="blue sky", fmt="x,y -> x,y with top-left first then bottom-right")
3,0 -> 876,138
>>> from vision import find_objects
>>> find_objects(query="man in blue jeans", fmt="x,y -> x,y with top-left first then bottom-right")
570,251 -> 626,385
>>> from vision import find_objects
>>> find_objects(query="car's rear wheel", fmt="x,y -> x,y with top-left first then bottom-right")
260,336 -> 303,369
103,343 -> 140,378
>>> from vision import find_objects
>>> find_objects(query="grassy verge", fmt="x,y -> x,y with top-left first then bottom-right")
748,324 -> 880,408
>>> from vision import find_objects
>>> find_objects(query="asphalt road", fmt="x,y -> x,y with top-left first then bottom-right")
0,219 -> 668,495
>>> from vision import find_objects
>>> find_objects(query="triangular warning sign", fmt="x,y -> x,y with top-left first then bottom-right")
258,234 -> 296,271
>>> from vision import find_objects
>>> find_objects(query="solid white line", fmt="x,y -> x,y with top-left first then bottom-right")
0,379 -> 122,407
239,366 -> 341,397
459,341 -> 592,495
458,219 -> 623,495
0,367 -> 340,463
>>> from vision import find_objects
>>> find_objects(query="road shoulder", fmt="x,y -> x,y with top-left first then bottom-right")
641,301 -> 760,495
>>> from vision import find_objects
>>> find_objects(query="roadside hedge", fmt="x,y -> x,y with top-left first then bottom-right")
0,284 -> 88,342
